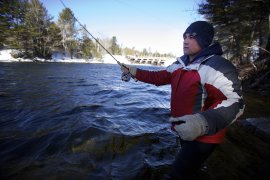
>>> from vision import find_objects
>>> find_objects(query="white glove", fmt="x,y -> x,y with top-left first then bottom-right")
169,114 -> 208,141
120,64 -> 137,82
121,64 -> 137,76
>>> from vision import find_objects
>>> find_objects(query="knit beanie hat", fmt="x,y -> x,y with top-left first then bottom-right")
183,21 -> 214,49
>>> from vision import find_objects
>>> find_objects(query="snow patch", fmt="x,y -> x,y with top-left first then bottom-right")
102,54 -> 131,64
0,49 -> 16,62
0,49 -> 173,66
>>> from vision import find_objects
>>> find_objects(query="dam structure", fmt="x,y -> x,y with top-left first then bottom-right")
126,55 -> 174,66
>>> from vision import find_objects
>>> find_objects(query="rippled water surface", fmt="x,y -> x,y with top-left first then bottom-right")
0,63 -> 179,179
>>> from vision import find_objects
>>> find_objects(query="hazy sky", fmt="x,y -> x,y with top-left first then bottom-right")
40,0 -> 205,56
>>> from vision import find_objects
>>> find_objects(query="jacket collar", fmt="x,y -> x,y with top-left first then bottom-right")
178,43 -> 223,66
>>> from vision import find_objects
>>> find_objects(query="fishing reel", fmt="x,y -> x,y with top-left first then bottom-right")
121,72 -> 132,82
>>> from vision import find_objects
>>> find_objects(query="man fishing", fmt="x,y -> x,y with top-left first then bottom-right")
121,21 -> 245,179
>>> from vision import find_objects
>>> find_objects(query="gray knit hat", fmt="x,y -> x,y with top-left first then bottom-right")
184,21 -> 214,49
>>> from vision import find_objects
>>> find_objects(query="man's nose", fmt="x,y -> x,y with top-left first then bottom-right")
183,38 -> 189,45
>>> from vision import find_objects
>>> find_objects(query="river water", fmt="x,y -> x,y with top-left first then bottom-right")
0,63 -> 179,179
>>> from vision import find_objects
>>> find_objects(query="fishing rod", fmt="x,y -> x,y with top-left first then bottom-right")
59,0 -> 132,81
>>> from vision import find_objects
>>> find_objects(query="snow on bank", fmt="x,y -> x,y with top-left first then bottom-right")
0,49 -> 131,64
51,52 -> 98,63
0,49 -> 13,62
102,54 -> 131,64
0,49 -> 32,62
0,49 -> 175,66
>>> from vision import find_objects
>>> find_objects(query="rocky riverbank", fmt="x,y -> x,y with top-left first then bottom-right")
139,118 -> 270,180
200,119 -> 270,180
197,91 -> 270,180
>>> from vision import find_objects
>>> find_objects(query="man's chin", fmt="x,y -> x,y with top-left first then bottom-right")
183,50 -> 189,55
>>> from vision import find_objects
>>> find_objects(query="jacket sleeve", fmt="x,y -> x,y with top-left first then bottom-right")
199,58 -> 245,135
135,69 -> 171,86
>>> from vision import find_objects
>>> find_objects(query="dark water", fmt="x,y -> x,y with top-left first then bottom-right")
0,63 -> 178,179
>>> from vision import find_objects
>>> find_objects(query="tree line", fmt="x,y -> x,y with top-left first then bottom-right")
0,0 -> 174,60
198,0 -> 270,65
3,0 -> 268,63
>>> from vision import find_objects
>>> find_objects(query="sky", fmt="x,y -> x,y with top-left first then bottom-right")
40,0 -> 205,56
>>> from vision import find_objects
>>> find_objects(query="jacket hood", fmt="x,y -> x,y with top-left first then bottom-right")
198,42 -> 223,57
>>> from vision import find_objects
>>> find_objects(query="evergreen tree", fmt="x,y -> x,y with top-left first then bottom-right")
79,25 -> 98,59
81,37 -> 95,59
153,51 -> 161,57
198,0 -> 270,64
0,0 -> 28,49
123,47 -> 135,56
23,0 -> 55,58
47,22 -> 62,52
110,36 -> 121,55
142,48 -> 149,56
0,0 -> 61,58
58,8 -> 77,58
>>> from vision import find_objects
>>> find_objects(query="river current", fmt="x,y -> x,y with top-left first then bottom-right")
0,63 -> 179,179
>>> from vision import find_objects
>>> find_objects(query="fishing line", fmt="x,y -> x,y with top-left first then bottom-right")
59,0 -> 132,81
59,0 -> 120,65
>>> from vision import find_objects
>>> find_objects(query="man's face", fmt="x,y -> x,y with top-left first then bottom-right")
183,33 -> 202,58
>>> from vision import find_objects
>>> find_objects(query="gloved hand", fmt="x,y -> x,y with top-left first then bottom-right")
120,64 -> 137,82
121,64 -> 137,76
169,114 -> 208,141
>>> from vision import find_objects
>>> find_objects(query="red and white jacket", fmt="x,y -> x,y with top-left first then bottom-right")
135,43 -> 245,144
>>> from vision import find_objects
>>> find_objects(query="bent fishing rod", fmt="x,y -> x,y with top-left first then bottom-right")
59,0 -> 132,81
